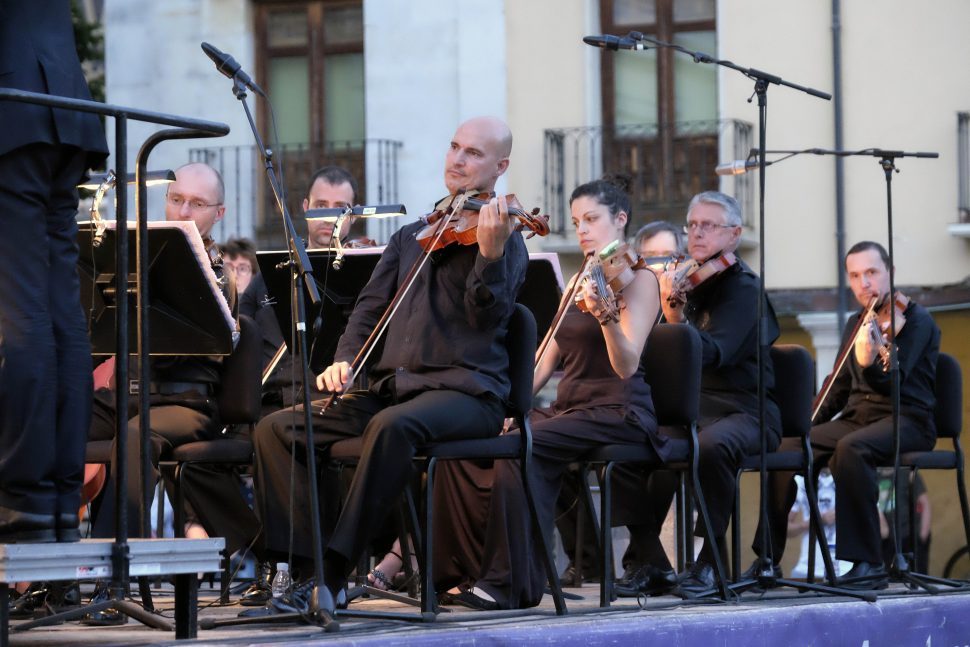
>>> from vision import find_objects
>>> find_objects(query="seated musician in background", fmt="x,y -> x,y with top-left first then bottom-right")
435,177 -> 664,610
251,116 -> 527,614
645,190 -> 782,598
222,237 -> 259,295
634,220 -> 685,272
751,241 -> 939,590
303,165 -> 367,250
235,166 -> 369,606
86,163 -> 259,622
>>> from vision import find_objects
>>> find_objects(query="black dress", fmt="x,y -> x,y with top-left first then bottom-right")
434,303 -> 662,608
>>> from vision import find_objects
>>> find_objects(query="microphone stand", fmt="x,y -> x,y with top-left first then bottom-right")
854,149 -> 961,594
223,75 -> 338,630
629,33 -> 877,601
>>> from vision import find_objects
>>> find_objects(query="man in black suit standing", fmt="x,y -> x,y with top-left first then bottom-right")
0,0 -> 108,543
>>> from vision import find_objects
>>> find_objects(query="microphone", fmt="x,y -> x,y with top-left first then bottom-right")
201,42 -> 265,96
714,159 -> 773,176
582,33 -> 648,51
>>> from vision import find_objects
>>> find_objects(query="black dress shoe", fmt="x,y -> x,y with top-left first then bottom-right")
838,562 -> 889,591
79,581 -> 125,626
55,512 -> 80,543
9,582 -> 51,619
451,587 -> 500,611
559,563 -> 599,587
672,562 -> 717,599
239,562 -> 273,606
615,565 -> 677,597
0,505 -> 55,543
738,559 -> 782,591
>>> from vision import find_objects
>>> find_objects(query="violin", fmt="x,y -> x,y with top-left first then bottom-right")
415,191 -> 550,252
574,240 -> 645,324
665,251 -> 738,307
864,291 -> 909,372
811,290 -> 910,422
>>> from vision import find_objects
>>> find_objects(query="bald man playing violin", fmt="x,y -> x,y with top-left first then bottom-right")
750,240 -> 939,591
250,116 -> 528,614
645,190 -> 783,598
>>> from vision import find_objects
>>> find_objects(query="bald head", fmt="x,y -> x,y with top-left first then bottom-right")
444,116 -> 513,194
165,162 -> 226,239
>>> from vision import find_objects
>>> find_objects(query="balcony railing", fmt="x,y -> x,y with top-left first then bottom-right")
543,119 -> 753,235
959,112 -> 969,223
189,138 -> 402,248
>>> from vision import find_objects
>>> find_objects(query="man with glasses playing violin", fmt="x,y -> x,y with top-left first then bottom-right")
750,240 -> 939,591
647,190 -> 783,598
250,116 -> 528,614
83,162 -> 260,623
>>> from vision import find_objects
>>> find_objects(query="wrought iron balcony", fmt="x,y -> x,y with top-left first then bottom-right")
189,138 -> 402,248
543,119 -> 753,235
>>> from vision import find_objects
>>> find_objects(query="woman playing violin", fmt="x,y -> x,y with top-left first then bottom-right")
751,241 -> 940,591
432,177 -> 666,610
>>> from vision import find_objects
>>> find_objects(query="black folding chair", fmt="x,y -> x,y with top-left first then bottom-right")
578,323 -> 730,606
731,344 -> 838,585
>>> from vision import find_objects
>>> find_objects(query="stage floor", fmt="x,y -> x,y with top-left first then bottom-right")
8,579 -> 970,646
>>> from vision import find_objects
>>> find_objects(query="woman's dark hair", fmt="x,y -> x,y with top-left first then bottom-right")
569,174 -> 633,236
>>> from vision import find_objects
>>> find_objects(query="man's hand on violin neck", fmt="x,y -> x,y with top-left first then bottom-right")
477,194 -> 515,261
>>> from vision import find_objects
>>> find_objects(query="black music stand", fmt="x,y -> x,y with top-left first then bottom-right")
78,222 -> 234,357
257,248 -> 384,374
517,253 -> 565,342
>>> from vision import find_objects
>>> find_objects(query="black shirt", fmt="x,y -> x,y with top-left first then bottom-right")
683,258 -> 781,434
334,219 -> 528,402
815,300 -> 939,427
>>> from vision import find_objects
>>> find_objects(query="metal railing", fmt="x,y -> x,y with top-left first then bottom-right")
189,138 -> 402,247
959,112 -> 969,223
543,119 -> 753,234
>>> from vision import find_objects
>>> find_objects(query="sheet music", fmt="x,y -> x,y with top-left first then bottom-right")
90,220 -> 236,335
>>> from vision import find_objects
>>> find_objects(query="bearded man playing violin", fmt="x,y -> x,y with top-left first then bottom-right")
647,190 -> 783,598
749,240 -> 940,591
250,116 -> 529,614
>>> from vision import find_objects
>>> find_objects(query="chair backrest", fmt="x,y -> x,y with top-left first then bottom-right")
216,314 -> 262,425
770,344 -> 814,439
934,352 -> 963,440
642,323 -> 701,427
506,303 -> 538,418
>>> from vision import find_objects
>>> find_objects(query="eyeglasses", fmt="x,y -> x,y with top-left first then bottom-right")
683,221 -> 737,235
166,193 -> 222,211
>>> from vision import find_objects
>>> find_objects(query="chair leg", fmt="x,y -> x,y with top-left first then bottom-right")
599,463 -> 615,608
909,468 -> 919,571
689,427 -> 729,600
956,448 -> 970,559
676,472 -> 687,572
731,469 -> 741,582
422,458 -> 437,617
577,465 -> 603,562
520,454 -> 567,615
803,471 -> 838,585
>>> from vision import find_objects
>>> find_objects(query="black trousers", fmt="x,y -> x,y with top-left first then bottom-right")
643,413 -> 771,567
92,402 -> 259,556
0,143 -> 91,517
754,413 -> 935,565
472,407 -> 655,609
252,388 -> 504,576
